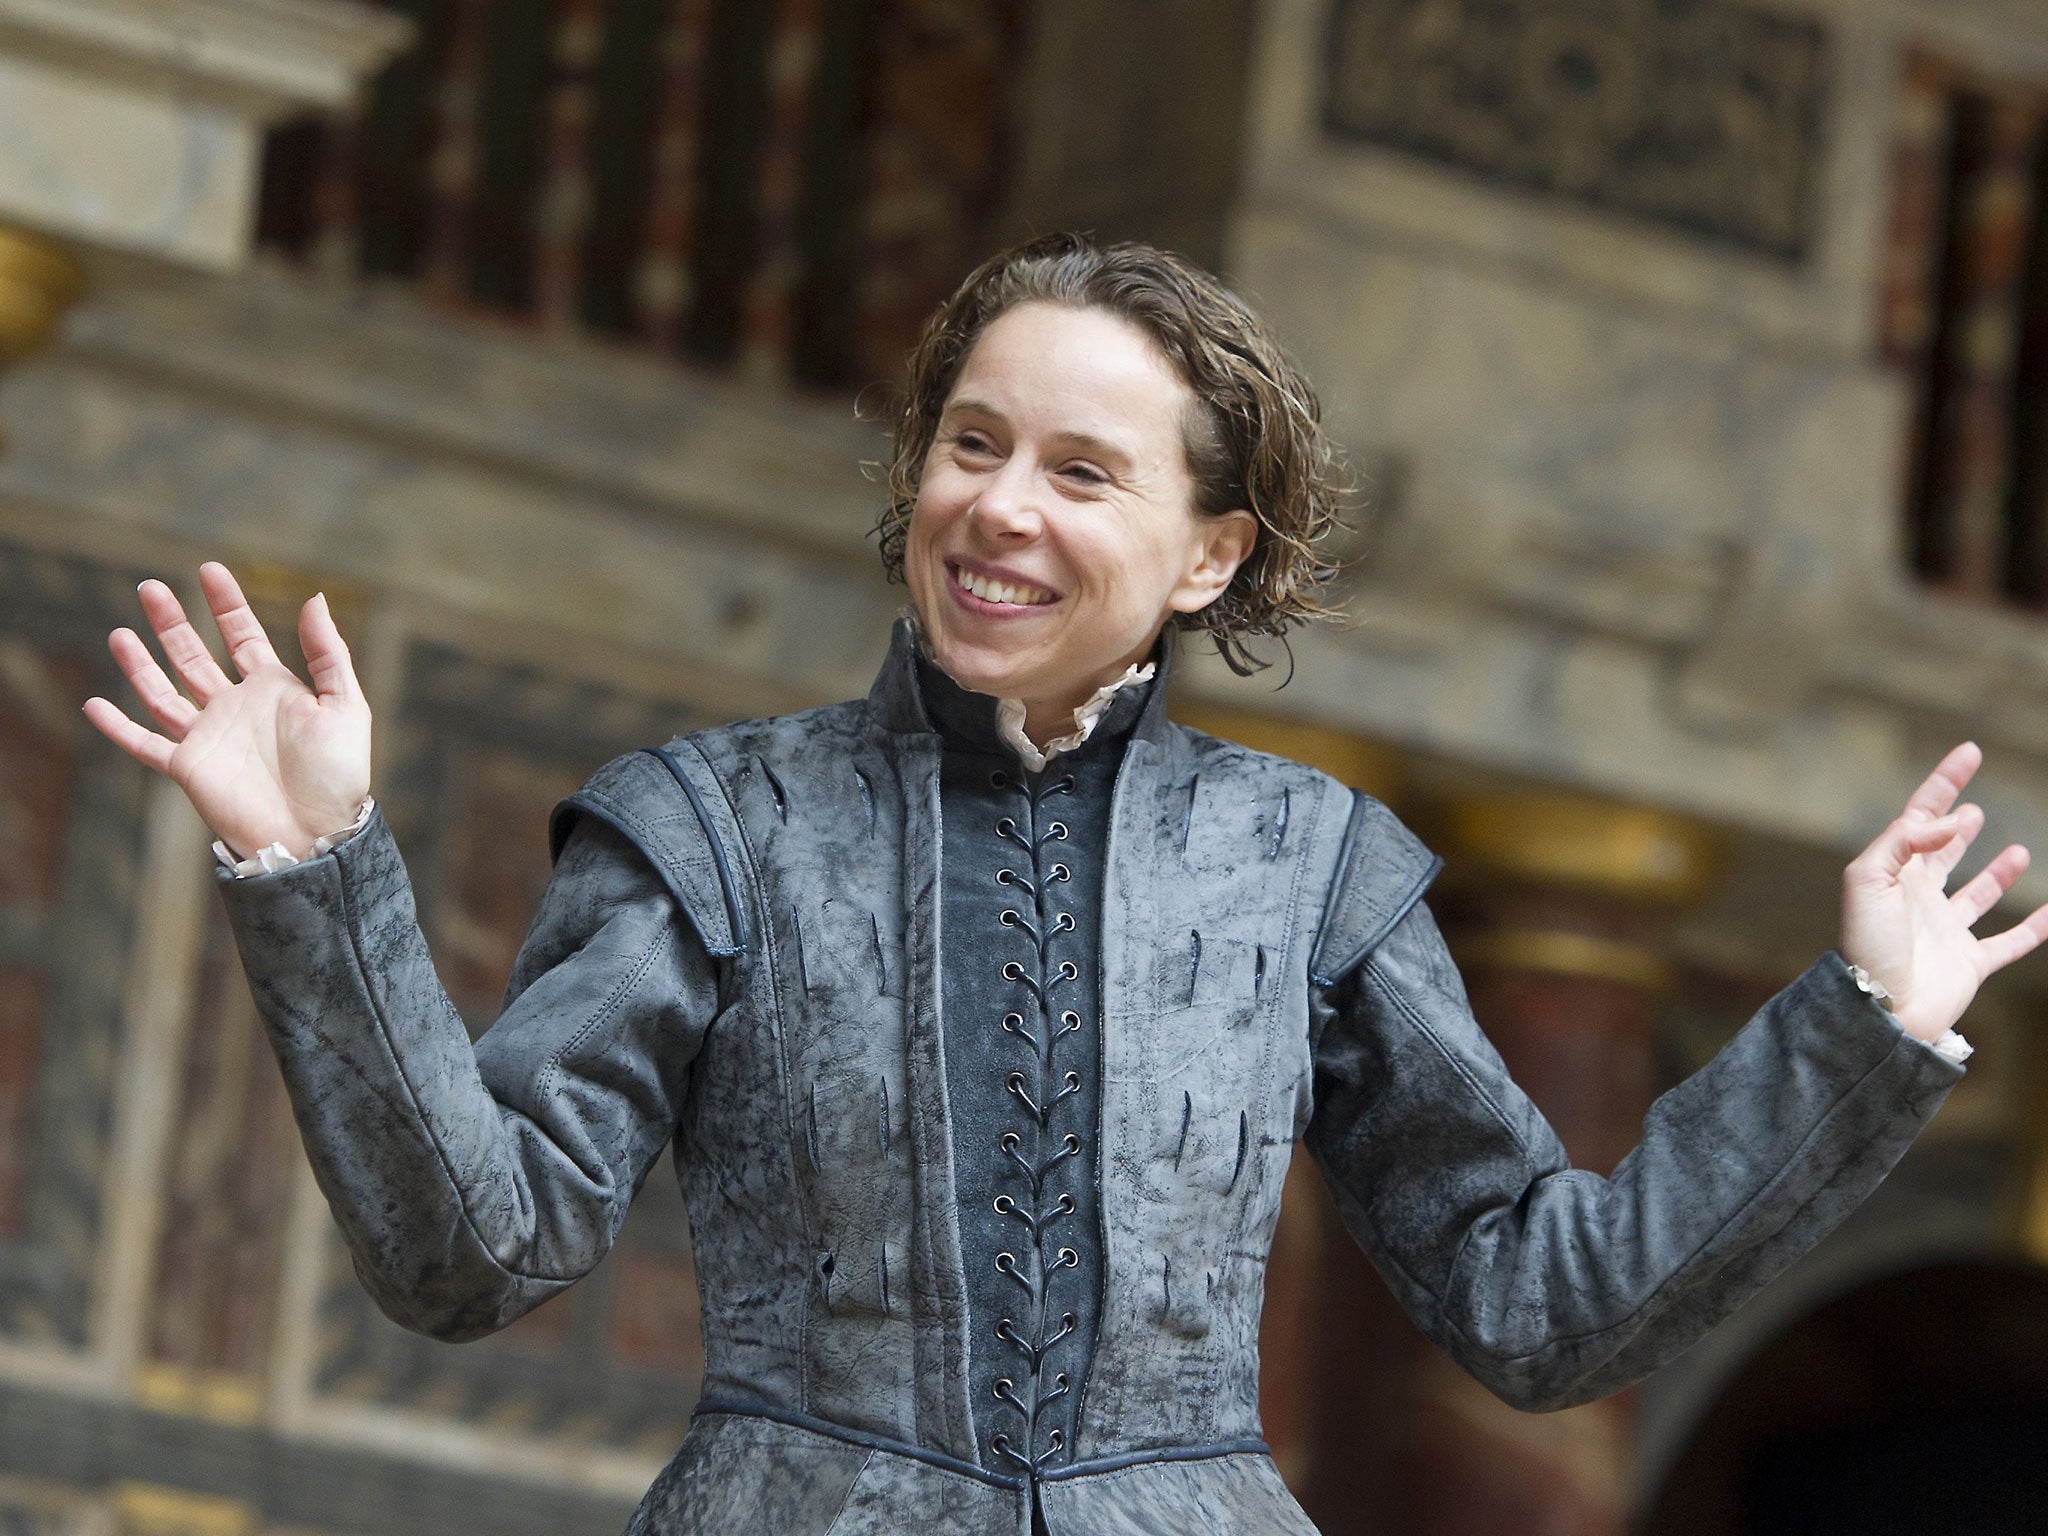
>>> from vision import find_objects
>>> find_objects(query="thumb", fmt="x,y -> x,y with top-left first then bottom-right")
300,592 -> 363,704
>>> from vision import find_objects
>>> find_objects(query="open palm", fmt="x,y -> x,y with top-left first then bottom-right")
80,562 -> 371,861
1840,742 -> 2048,1043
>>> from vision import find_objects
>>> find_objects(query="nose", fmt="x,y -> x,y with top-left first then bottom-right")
966,457 -> 1043,542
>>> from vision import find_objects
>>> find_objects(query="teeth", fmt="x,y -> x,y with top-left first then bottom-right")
953,565 -> 1054,607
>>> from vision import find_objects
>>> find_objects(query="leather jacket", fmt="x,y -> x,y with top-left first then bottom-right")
219,620 -> 1965,1534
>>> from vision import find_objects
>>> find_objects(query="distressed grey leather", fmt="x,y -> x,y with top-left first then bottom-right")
218,619 -> 1966,1535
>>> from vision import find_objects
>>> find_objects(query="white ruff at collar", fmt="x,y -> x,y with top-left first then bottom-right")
995,660 -> 1156,773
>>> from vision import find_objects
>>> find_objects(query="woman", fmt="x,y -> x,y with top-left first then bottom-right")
83,235 -> 2046,1535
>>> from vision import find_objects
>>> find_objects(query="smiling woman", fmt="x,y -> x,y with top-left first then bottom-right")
78,232 -> 2048,1536
879,235 -> 1347,685
904,301 -> 1256,743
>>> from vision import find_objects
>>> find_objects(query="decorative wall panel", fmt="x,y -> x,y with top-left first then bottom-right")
142,897 -> 298,1403
1321,0 -> 1828,259
0,542 -> 153,1349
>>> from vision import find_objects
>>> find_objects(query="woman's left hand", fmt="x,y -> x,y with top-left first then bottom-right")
1840,741 -> 2048,1043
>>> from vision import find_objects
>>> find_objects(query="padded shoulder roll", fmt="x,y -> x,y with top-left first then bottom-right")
549,740 -> 751,958
1308,791 -> 1443,988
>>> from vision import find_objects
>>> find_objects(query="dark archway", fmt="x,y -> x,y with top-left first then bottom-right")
1640,1259 -> 2048,1535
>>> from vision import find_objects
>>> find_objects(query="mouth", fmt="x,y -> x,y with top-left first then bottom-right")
947,561 -> 1060,610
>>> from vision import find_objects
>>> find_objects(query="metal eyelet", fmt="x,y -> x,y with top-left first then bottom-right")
990,770 -> 1009,789
995,816 -> 1017,838
995,868 -> 1015,885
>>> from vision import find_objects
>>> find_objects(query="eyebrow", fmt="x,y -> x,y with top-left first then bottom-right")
942,396 -> 1136,469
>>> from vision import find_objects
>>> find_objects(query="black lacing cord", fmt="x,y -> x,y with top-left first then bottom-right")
987,768 -> 1083,1474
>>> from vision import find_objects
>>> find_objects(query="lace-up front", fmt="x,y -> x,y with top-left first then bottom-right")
917,652 -> 1147,1484
985,764 -> 1086,1473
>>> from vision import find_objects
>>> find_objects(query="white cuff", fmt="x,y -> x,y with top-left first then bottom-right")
213,797 -> 375,878
1928,1028 -> 1974,1065
1843,958 -> 1972,1064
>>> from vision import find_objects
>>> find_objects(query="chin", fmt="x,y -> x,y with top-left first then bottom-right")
928,638 -> 1022,696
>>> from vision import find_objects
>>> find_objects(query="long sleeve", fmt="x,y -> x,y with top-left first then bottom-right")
218,804 -> 720,1342
1305,898 -> 1964,1412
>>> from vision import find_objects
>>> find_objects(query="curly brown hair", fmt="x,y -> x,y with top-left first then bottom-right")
872,232 -> 1349,676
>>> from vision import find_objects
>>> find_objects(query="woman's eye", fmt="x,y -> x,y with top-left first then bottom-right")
1061,464 -> 1107,486
954,431 -> 995,454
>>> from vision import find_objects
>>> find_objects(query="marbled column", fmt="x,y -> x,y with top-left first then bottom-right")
1387,787 -> 1728,1536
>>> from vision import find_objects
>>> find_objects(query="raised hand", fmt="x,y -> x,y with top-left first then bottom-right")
1840,742 -> 2048,1043
81,562 -> 372,862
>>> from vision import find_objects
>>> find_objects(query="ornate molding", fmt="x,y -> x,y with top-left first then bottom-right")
0,0 -> 411,115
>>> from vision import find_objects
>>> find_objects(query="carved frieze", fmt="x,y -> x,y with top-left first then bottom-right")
1322,0 -> 1829,259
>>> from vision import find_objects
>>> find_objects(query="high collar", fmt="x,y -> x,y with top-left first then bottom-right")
865,616 -> 1179,755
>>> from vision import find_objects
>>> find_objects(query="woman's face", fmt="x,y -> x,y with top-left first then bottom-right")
904,301 -> 1254,717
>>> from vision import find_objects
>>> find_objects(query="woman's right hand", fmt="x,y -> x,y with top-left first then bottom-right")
81,561 -> 372,861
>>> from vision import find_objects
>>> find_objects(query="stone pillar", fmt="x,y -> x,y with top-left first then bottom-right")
1387,786 -> 1729,1536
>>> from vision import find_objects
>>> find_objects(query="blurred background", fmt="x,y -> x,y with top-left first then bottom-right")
2,0 -> 2047,1531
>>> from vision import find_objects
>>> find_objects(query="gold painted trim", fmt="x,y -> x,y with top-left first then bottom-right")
133,1362 -> 263,1426
1453,928 -> 1670,991
112,1482 -> 257,1536
1433,789 -> 1730,906
0,226 -> 86,362
1172,702 -> 1404,798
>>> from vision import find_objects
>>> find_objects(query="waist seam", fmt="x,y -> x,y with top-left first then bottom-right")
689,1396 -> 1269,1489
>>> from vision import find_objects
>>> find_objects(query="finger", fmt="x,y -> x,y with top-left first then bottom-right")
107,627 -> 199,740
1924,802 -> 1985,881
136,578 -> 234,703
81,696 -> 177,775
198,561 -> 283,680
1858,811 -> 1964,882
298,591 -> 362,703
1900,741 -> 1982,822
1949,843 -> 2029,927
1974,897 -> 2048,974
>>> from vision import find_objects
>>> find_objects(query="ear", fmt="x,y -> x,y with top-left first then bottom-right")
1170,508 -> 1258,614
